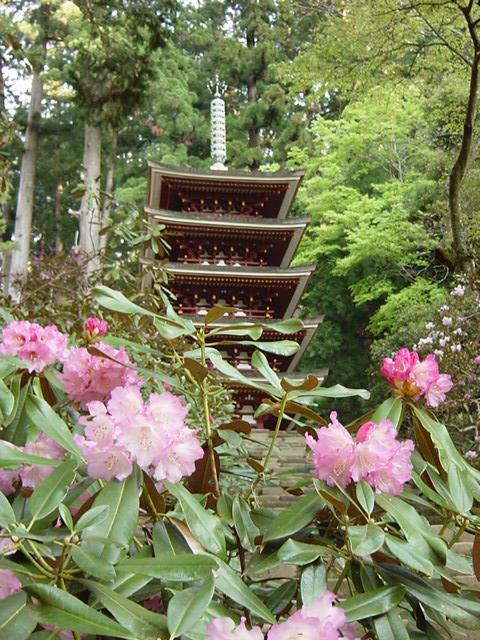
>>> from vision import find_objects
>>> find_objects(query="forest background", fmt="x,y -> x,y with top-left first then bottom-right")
1,0 -> 480,449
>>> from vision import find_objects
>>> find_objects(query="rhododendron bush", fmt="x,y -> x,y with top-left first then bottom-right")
0,287 -> 479,639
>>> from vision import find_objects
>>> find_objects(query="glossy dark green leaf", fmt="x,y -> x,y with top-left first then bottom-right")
209,352 -> 276,395
25,584 -> 133,638
251,350 -> 282,388
385,535 -> 433,576
84,579 -> 167,638
0,592 -> 37,640
372,397 -> 404,427
0,379 -> 14,421
263,493 -> 323,541
29,459 -> 77,521
232,495 -> 260,552
152,519 -> 190,556
447,462 -> 473,514
215,560 -> 276,623
300,564 -> 327,605
355,480 -> 374,516
165,480 -> 226,557
278,539 -> 329,565
25,396 -> 81,457
76,504 -> 110,532
349,523 -> 384,557
71,545 -> 116,581
167,573 -> 215,638
117,553 -> 218,581
82,475 -> 139,564
58,504 -> 74,532
0,490 -> 15,527
266,579 -> 297,614
289,383 -> 370,401
93,285 -> 156,317
342,585 -> 405,621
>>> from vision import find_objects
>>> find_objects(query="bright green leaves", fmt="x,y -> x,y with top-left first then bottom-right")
25,395 -> 81,458
342,585 -> 405,622
348,523 -> 385,557
262,492 -> 324,541
232,495 -> 260,552
0,491 -> 16,527
0,592 -> 37,640
300,564 -> 327,604
116,554 -> 217,581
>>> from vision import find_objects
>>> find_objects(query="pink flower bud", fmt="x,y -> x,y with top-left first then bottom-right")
83,317 -> 108,339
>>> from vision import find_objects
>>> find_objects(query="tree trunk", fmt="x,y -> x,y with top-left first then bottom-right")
246,27 -> 260,169
99,129 -> 117,253
448,52 -> 479,270
54,183 -> 63,254
78,121 -> 102,277
8,67 -> 43,296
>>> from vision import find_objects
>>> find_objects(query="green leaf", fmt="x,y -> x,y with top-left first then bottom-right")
355,480 -> 374,516
263,493 -> 323,541
266,580 -> 297,614
76,505 -> 110,532
300,564 -> 327,605
154,317 -> 192,339
25,396 -> 81,457
237,340 -> 299,356
167,573 -> 215,638
82,476 -> 139,564
278,539 -> 329,564
204,305 -> 237,325
29,460 -> 77,521
0,592 -> 37,640
0,442 -> 63,469
349,524 -> 385,557
84,579 -> 167,639
267,318 -> 304,334
152,520 -> 190,556
232,496 -> 260,552
251,350 -> 282,389
25,584 -> 133,638
4,375 -> 31,443
0,490 -> 15,527
360,568 -> 410,640
215,560 -> 276,623
447,462 -> 473,514
372,397 -> 404,427
93,285 -> 156,317
165,480 -> 226,557
116,554 -> 218,581
342,586 -> 405,621
0,379 -> 14,421
385,534 -> 433,576
58,504 -> 74,532
71,545 -> 116,581
289,383 -> 370,401
209,352 -> 277,395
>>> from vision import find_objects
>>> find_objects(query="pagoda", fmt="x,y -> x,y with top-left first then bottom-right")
141,80 -> 324,425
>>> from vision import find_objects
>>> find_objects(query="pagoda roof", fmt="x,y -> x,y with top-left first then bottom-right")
147,161 -> 304,220
145,207 -> 309,268
163,262 -> 314,319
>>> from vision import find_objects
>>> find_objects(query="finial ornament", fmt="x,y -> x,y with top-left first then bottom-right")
209,74 -> 228,171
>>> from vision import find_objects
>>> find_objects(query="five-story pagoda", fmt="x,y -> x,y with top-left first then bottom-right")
141,80 -> 323,424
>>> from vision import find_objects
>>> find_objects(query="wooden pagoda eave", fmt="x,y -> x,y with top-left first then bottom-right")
163,262 -> 315,319
144,207 -> 309,268
147,161 -> 304,220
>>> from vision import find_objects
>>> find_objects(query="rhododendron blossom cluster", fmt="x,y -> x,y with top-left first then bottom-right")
74,385 -> 203,486
306,413 -> 414,494
207,592 -> 357,640
0,320 -> 67,373
0,569 -> 22,600
380,348 -> 452,408
60,343 -> 141,407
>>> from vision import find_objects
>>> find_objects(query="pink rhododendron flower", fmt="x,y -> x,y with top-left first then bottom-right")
0,569 -> 21,599
305,412 -> 355,488
60,343 -> 141,407
19,433 -> 65,489
267,592 -> 354,640
306,415 -> 413,495
75,386 -> 203,485
353,419 -> 414,494
380,348 -> 452,407
0,468 -> 19,496
84,317 -> 108,340
207,617 -> 263,640
0,321 -> 67,373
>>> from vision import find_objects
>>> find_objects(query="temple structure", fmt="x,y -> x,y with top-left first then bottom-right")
141,81 -> 323,425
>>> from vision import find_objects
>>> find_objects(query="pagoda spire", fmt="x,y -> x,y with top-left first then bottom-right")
209,75 -> 227,171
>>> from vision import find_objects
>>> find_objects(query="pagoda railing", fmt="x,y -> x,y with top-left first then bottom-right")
177,306 -> 274,320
